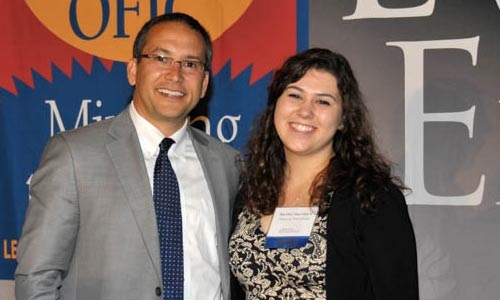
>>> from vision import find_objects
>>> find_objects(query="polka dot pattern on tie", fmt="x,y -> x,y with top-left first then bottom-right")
153,138 -> 183,299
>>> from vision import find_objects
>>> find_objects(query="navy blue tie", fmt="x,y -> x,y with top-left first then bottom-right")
153,138 -> 183,299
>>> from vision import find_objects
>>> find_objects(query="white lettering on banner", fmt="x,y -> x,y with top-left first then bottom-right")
343,0 -> 435,19
497,0 -> 500,10
190,115 -> 241,143
26,174 -> 32,200
26,174 -> 32,186
217,115 -> 241,143
45,99 -> 114,136
387,37 -> 485,206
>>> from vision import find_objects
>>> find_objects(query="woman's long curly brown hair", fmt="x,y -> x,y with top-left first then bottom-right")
241,48 -> 405,216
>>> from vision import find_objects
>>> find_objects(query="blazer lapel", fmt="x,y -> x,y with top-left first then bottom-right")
106,110 -> 162,279
188,127 -> 233,299
188,128 -> 228,224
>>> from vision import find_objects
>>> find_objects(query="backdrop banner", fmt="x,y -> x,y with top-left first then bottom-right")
1,1 -> 499,300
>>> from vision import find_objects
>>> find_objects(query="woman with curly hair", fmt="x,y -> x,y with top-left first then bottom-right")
229,48 -> 419,300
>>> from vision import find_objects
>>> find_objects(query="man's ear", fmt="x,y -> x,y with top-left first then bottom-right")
127,58 -> 138,86
200,71 -> 209,98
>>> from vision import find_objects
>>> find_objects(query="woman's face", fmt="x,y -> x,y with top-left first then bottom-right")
274,68 -> 343,159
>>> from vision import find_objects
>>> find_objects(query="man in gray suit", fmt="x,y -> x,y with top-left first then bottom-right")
15,13 -> 240,300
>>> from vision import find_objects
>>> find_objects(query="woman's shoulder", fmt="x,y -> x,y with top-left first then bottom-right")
327,181 -> 415,249
331,180 -> 406,204
328,181 -> 409,224
372,181 -> 409,212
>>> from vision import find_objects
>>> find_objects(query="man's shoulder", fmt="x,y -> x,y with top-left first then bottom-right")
49,109 -> 131,149
188,126 -> 239,155
55,117 -> 112,143
58,109 -> 129,139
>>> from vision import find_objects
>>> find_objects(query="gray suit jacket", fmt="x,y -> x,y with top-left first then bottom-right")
15,109 -> 241,300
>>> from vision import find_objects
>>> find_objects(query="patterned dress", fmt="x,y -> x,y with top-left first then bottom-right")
229,207 -> 328,300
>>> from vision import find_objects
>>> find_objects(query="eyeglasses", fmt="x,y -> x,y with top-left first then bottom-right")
138,54 -> 206,74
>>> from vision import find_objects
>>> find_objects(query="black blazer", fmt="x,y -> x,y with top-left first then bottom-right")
230,183 -> 419,300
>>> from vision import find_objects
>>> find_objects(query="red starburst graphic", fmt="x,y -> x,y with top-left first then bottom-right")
211,0 -> 297,84
0,2 -> 113,95
0,0 -> 297,95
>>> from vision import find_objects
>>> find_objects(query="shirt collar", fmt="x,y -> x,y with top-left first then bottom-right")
129,101 -> 188,158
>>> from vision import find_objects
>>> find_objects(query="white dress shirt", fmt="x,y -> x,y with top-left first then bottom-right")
129,103 -> 222,300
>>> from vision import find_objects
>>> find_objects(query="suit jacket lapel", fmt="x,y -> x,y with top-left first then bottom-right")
106,109 -> 162,279
188,127 -> 227,224
188,127 -> 232,299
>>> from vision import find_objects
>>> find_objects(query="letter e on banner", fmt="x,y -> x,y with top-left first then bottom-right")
387,37 -> 485,206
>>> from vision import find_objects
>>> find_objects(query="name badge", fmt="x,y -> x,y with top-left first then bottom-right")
265,206 -> 318,249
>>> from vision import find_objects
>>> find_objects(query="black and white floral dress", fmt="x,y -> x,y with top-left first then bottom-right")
229,207 -> 328,300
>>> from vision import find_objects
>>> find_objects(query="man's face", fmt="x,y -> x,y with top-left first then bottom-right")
127,21 -> 209,135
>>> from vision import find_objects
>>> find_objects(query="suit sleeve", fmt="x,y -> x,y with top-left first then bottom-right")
15,134 -> 80,299
358,185 -> 419,300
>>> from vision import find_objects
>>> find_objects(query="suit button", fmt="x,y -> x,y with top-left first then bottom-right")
155,287 -> 162,296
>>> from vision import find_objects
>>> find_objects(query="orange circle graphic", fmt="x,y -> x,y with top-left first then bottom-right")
25,0 -> 252,62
